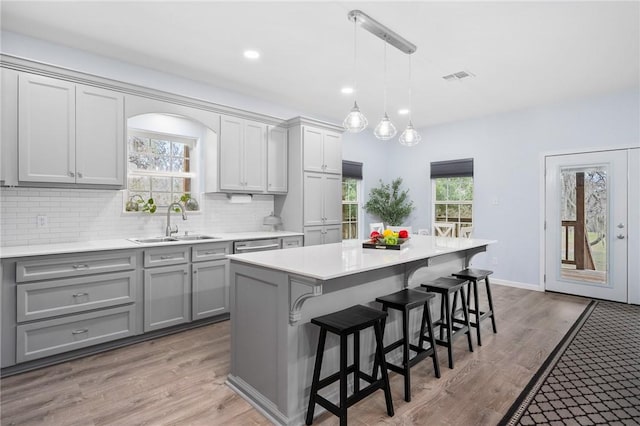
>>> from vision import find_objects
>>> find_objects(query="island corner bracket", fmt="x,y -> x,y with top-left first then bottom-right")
289,275 -> 323,325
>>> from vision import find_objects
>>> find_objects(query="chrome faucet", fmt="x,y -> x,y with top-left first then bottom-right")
166,202 -> 187,236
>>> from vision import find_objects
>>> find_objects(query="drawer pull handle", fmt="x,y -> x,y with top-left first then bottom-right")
160,256 -> 173,260
72,328 -> 88,335
72,292 -> 89,298
72,264 -> 89,269
204,251 -> 218,255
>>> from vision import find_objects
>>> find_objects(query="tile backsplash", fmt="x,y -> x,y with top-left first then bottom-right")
0,187 -> 276,247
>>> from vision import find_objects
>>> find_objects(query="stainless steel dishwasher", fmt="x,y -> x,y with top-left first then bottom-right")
233,238 -> 281,253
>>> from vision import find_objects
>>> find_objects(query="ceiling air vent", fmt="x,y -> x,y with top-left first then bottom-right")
442,70 -> 475,82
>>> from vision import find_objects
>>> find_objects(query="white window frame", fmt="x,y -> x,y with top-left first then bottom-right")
127,129 -> 198,209
432,176 -> 474,236
342,177 -> 362,240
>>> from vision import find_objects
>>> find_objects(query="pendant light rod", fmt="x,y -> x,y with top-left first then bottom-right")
347,10 -> 417,55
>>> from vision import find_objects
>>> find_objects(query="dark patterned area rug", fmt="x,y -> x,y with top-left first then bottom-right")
500,300 -> 640,425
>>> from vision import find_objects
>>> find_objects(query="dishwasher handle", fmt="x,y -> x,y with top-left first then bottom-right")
235,243 -> 280,252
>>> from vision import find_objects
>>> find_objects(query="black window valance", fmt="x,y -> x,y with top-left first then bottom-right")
430,158 -> 474,178
342,160 -> 363,180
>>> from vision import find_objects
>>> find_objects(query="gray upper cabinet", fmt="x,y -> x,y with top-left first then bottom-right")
75,84 -> 124,185
18,73 -> 76,183
17,72 -> 124,186
302,126 -> 342,174
219,115 -> 267,192
267,125 -> 288,193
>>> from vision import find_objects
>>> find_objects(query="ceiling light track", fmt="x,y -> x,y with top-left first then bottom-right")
347,10 -> 417,55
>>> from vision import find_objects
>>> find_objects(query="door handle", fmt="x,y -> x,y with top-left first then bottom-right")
617,234 -> 625,239
617,223 -> 625,229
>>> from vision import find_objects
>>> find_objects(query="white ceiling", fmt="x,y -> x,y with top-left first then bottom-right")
2,1 -> 639,128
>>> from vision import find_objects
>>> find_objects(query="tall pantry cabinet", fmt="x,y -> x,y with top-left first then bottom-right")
275,117 -> 343,246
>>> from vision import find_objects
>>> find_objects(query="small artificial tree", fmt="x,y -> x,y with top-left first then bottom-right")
364,178 -> 414,226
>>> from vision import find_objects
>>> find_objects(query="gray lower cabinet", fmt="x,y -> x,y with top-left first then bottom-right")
16,305 -> 135,363
192,260 -> 229,320
143,263 -> 190,332
2,249 -> 139,367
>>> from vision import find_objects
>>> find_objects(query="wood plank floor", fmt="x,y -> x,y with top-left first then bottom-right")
0,285 -> 590,426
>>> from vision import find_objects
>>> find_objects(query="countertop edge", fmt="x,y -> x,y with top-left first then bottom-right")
0,231 -> 304,259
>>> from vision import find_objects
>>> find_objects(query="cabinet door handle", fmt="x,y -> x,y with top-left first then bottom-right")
72,292 -> 89,298
72,264 -> 89,269
68,171 -> 75,177
77,172 -> 83,178
193,270 -> 198,274
72,328 -> 88,335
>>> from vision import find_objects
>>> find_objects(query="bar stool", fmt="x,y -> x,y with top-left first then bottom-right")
373,289 -> 440,402
306,304 -> 394,426
421,277 -> 473,369
452,268 -> 497,346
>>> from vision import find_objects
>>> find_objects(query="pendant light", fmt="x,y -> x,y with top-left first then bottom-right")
399,54 -> 421,146
373,41 -> 397,140
343,15 -> 368,133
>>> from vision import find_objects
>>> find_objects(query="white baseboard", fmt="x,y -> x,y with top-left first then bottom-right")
491,278 -> 543,292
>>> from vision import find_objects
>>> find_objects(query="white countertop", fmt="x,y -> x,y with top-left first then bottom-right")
228,235 -> 496,280
0,231 -> 303,259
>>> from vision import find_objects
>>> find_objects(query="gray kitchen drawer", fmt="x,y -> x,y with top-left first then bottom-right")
17,271 -> 136,322
143,246 -> 190,267
16,251 -> 136,282
192,241 -> 232,262
16,305 -> 136,363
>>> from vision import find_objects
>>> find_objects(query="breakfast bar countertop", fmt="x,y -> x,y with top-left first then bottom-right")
228,235 -> 496,281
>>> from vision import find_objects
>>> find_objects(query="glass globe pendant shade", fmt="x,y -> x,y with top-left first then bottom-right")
398,121 -> 421,146
374,113 -> 397,140
343,101 -> 368,133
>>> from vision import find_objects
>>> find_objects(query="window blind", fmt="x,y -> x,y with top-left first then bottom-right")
342,160 -> 363,180
430,158 -> 473,178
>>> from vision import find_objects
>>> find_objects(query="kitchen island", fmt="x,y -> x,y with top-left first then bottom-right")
226,235 -> 495,425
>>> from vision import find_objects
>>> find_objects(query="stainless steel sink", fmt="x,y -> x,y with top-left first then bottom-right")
129,235 -> 220,244
129,237 -> 178,244
174,235 -> 220,241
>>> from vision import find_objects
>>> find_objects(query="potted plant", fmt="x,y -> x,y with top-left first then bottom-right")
364,178 -> 414,226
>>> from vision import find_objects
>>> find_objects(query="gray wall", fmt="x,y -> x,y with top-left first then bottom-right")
377,89 -> 640,287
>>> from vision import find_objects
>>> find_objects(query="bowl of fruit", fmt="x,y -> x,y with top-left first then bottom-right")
364,229 -> 410,250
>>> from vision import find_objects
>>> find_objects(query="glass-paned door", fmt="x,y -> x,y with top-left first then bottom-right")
545,150 -> 628,302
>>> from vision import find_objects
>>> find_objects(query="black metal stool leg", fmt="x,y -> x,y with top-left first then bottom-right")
306,328 -> 327,425
371,306 -> 388,380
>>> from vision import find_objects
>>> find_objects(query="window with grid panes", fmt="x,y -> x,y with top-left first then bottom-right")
127,130 -> 197,209
433,177 -> 473,235
342,178 -> 360,240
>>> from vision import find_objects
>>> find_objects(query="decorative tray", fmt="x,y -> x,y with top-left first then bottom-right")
362,238 -> 409,250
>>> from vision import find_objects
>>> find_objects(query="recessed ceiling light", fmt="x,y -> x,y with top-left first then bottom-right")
398,108 -> 410,115
243,50 -> 260,60
341,87 -> 354,95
